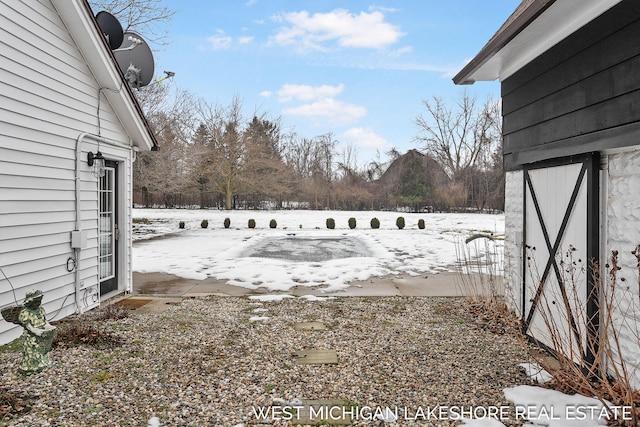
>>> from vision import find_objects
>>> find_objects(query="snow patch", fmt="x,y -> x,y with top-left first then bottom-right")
248,295 -> 295,302
519,362 -> 553,384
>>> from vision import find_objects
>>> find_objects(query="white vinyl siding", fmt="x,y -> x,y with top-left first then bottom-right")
0,0 -> 136,343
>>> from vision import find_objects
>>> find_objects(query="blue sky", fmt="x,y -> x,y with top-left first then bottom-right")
152,1 -> 520,166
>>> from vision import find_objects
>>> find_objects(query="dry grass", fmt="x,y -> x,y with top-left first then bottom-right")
52,321 -> 122,349
52,303 -> 128,349
0,387 -> 33,422
524,247 -> 640,426
456,234 -> 517,335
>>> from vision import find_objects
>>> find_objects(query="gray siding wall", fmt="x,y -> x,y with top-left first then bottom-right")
502,0 -> 640,171
0,0 -> 134,343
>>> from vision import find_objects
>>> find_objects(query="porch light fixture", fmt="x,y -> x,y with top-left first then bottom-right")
87,151 -> 106,178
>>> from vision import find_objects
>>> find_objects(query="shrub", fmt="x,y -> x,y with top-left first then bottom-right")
201,219 -> 208,229
418,219 -> 425,230
269,219 -> 277,229
248,219 -> 256,229
348,217 -> 357,229
326,218 -> 335,229
224,217 -> 231,229
396,216 -> 405,229
370,217 -> 380,229
178,221 -> 185,229
133,217 -> 150,224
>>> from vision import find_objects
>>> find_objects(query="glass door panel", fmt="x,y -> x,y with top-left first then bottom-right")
99,164 -> 117,295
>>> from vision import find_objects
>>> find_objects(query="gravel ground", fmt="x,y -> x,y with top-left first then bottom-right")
0,296 -> 531,426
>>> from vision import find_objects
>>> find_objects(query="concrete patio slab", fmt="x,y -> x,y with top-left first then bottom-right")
111,296 -> 184,314
295,399 -> 354,425
293,349 -> 338,365
133,272 -> 201,296
132,270 -> 480,298
293,322 -> 328,331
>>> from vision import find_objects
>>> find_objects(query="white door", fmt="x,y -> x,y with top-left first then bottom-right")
99,162 -> 118,296
523,154 -> 599,365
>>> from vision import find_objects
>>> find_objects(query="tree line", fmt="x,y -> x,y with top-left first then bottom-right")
133,83 -> 504,212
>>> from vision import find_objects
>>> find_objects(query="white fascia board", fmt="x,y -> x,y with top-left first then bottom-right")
471,0 -> 624,82
50,0 -> 154,151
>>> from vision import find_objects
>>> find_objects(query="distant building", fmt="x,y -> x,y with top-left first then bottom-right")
374,149 -> 449,211
0,0 -> 156,344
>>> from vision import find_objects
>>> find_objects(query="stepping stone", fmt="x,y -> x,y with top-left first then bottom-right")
114,298 -> 152,309
293,349 -> 338,365
295,399 -> 354,425
293,321 -> 327,331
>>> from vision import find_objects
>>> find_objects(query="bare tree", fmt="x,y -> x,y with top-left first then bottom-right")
414,90 -> 497,177
242,115 -> 295,207
132,84 -> 198,206
133,111 -> 189,207
282,132 -> 337,209
385,147 -> 402,162
414,90 -> 503,210
88,0 -> 175,47
136,83 -> 197,144
196,96 -> 247,210
337,143 -> 359,177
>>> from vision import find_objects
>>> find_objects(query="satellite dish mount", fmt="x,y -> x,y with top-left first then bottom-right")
113,32 -> 155,89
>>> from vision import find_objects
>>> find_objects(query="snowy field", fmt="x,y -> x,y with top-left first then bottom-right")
132,209 -> 504,292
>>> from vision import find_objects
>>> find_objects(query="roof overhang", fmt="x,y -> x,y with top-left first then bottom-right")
50,0 -> 157,151
453,0 -> 624,85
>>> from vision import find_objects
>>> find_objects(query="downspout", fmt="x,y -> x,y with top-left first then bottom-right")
74,133 -> 98,314
74,133 -> 88,313
127,138 -> 135,294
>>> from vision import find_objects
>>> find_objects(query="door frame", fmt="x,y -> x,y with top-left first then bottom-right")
99,160 -> 119,296
521,152 -> 600,367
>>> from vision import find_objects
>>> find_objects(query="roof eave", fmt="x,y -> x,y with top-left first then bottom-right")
50,0 -> 157,151
453,0 -> 556,85
454,0 -> 626,86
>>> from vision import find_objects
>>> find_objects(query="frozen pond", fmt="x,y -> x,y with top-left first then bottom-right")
242,235 -> 372,262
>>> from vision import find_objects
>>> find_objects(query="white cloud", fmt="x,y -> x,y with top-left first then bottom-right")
277,83 -> 344,102
369,5 -> 398,13
259,90 -> 273,98
390,46 -> 413,57
342,127 -> 389,149
238,36 -> 254,44
207,30 -> 232,50
283,98 -> 366,125
270,9 -> 404,51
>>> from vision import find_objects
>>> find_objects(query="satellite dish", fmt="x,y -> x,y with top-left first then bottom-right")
114,32 -> 155,88
95,11 -> 123,50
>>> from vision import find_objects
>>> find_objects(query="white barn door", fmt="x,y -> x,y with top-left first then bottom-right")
523,154 -> 599,366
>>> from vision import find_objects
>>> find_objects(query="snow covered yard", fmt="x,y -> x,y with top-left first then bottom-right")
133,209 -> 504,292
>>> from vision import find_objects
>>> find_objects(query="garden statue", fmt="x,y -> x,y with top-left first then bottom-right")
1,290 -> 56,374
